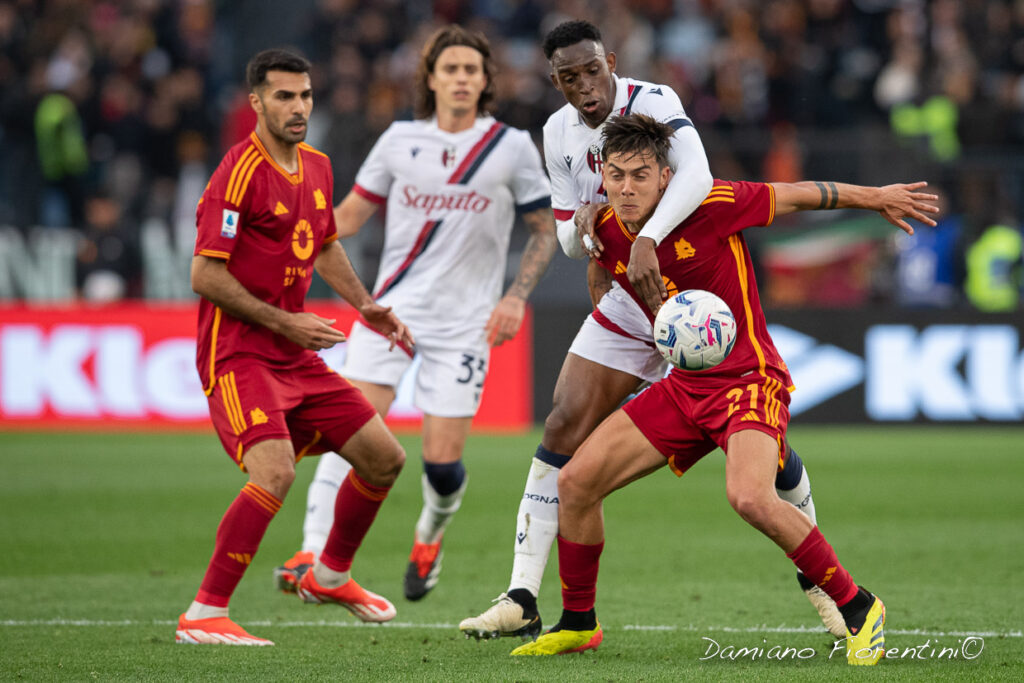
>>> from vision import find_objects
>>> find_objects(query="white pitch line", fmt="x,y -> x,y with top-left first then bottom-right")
622,624 -> 1023,638
1,619 -> 1020,638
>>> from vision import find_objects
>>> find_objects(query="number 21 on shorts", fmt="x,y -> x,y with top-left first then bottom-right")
725,378 -> 785,428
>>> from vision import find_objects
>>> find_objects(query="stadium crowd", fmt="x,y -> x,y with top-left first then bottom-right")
0,0 -> 1022,308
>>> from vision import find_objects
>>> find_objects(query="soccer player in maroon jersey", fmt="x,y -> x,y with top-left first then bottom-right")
511,114 -> 939,664
175,49 -> 415,647
463,21 -> 836,643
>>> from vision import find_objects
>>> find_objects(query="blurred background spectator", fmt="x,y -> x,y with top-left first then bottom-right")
75,188 -> 141,301
1,0 -> 1022,310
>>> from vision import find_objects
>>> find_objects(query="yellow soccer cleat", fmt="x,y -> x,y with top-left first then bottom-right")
510,622 -> 602,656
845,595 -> 885,665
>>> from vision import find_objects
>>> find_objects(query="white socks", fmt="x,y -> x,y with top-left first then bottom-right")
507,457 -> 561,597
302,451 -> 352,556
777,467 -> 817,525
414,473 -> 467,545
185,602 -> 228,620
311,563 -> 350,589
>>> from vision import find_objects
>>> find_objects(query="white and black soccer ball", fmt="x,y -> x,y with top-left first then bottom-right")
653,289 -> 737,371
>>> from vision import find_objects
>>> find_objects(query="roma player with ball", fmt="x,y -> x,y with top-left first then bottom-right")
511,113 -> 939,664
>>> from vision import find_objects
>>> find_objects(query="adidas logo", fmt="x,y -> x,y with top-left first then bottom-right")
274,202 -> 289,215
820,566 -> 837,585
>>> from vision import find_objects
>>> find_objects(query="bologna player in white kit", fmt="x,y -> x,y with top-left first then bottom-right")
272,25 -> 557,602
459,20 -> 843,642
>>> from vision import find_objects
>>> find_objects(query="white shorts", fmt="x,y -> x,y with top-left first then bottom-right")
567,282 -> 668,383
341,321 -> 490,418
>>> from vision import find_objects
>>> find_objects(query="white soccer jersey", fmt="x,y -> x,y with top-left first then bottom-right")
354,116 -> 550,339
543,74 -> 694,222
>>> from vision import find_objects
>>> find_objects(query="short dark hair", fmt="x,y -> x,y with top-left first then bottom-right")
601,114 -> 674,168
245,48 -> 311,91
415,25 -> 496,119
542,20 -> 602,60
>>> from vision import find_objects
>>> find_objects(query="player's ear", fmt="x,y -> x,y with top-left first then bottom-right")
248,90 -> 262,115
659,165 -> 672,191
606,50 -> 617,74
427,72 -> 437,93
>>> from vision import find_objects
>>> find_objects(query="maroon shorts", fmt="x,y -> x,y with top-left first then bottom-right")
622,368 -> 792,477
205,355 -> 376,468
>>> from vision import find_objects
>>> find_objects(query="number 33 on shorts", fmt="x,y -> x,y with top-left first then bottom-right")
457,353 -> 486,387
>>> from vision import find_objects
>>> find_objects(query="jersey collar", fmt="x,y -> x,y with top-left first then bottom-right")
249,131 -> 304,185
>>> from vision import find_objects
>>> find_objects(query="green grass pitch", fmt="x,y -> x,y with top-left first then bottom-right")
2,426 -> 1022,681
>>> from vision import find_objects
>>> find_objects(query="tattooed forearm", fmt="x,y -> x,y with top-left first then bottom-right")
507,208 -> 557,300
814,181 -> 839,210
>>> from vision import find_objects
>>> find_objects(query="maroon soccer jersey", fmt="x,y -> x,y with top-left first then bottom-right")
194,132 -> 339,393
594,180 -> 791,386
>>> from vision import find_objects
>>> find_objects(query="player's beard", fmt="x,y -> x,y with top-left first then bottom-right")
271,116 -> 307,145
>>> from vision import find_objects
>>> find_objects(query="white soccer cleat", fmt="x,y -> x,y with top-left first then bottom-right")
804,584 -> 847,638
459,593 -> 542,640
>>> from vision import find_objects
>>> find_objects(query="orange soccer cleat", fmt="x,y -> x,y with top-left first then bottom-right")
297,569 -> 397,623
175,614 -> 274,646
273,550 -> 315,593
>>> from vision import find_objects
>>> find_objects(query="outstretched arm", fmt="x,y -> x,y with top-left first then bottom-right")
315,239 -> 414,350
629,125 -> 713,312
332,191 -> 380,238
191,255 -> 347,351
485,207 -> 558,346
771,181 -> 940,234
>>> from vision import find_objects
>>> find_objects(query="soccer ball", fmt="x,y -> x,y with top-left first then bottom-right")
653,289 -> 737,371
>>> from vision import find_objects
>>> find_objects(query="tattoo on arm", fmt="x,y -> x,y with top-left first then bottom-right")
827,181 -> 838,209
507,209 -> 557,300
814,181 -> 840,210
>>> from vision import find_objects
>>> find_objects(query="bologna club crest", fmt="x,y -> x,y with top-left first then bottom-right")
442,145 -> 457,169
586,144 -> 603,174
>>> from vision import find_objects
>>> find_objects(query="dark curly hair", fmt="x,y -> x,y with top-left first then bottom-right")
542,20 -> 603,60
601,114 -> 674,168
415,25 -> 496,119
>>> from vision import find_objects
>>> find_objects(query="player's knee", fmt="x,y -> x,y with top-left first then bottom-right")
422,440 -> 462,464
556,462 -> 596,509
376,440 -> 406,484
356,437 -> 405,487
250,459 -> 296,499
733,497 -> 770,528
727,487 -> 774,526
543,402 -> 590,453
